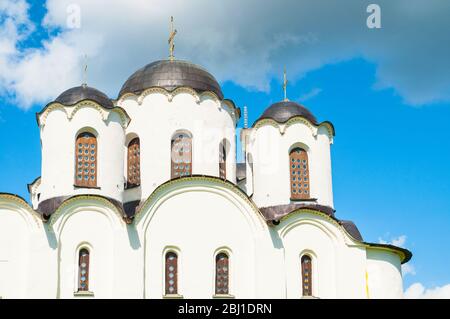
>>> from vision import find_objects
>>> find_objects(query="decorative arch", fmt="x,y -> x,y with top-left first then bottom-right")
37,104 -> 68,127
48,196 -> 125,232
170,87 -> 201,103
135,177 -> 267,234
137,87 -> 171,105
252,116 -> 334,141
116,87 -> 239,125
201,90 -> 221,102
277,211 -> 367,268
278,211 -> 342,244
0,194 -> 42,230
37,101 -> 130,129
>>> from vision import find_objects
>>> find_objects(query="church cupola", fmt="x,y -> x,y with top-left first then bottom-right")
255,100 -> 318,126
34,77 -> 130,210
116,17 -> 239,201
241,69 -> 335,208
118,59 -> 224,100
55,85 -> 114,109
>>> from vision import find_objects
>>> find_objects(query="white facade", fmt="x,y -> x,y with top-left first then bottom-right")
0,59 -> 411,299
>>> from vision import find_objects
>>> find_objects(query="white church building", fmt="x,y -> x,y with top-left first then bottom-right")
0,52 -> 411,299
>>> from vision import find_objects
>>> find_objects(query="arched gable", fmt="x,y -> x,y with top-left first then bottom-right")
277,209 -> 360,247
0,194 -> 42,231
135,176 -> 267,235
48,196 -> 126,235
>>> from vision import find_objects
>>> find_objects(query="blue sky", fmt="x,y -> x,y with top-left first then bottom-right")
1,0 -> 449,297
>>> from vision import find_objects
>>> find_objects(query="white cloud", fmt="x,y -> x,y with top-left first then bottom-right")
378,234 -> 407,248
2,0 -> 450,108
401,263 -> 416,276
379,235 -> 415,277
404,283 -> 450,299
298,88 -> 322,102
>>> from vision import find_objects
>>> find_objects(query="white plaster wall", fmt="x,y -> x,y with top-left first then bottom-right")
277,212 -> 367,299
0,207 -> 30,298
137,182 -> 270,299
119,92 -> 237,202
248,122 -> 333,208
39,106 -> 125,203
0,190 -> 405,299
52,201 -> 141,298
366,249 -> 403,299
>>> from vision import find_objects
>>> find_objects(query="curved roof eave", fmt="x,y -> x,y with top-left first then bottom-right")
364,242 -> 412,264
271,206 -> 411,264
252,115 -> 335,136
133,174 -> 266,223
27,176 -> 41,193
36,99 -> 131,127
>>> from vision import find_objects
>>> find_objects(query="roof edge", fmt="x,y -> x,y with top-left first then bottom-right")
252,115 -> 335,136
364,242 -> 413,264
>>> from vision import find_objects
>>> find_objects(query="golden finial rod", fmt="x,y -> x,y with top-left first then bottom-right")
283,67 -> 289,101
168,16 -> 177,61
82,54 -> 88,87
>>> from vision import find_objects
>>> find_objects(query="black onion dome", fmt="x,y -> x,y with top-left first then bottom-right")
55,85 -> 114,109
257,100 -> 318,125
119,60 -> 223,99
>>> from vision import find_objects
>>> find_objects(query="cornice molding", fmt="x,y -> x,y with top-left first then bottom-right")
133,176 -> 266,229
48,195 -> 125,228
28,177 -> 41,195
278,209 -> 349,243
117,86 -> 240,125
253,116 -> 334,142
0,193 -> 43,228
277,208 -> 411,263
38,100 -> 130,129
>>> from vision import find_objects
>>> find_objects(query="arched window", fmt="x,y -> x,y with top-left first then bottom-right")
171,133 -> 192,178
219,140 -> 227,180
78,248 -> 90,292
75,132 -> 97,187
289,147 -> 310,199
215,252 -> 229,295
301,255 -> 312,296
127,137 -> 141,187
165,252 -> 178,295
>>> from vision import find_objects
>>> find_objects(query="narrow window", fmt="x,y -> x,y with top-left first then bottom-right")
78,249 -> 90,292
127,137 -> 141,187
215,253 -> 229,295
301,255 -> 312,296
171,133 -> 192,178
219,140 -> 227,180
75,132 -> 97,187
289,147 -> 310,199
165,252 -> 178,295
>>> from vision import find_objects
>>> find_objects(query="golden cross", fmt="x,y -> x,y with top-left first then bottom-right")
283,67 -> 288,101
168,16 -> 177,61
82,54 -> 88,87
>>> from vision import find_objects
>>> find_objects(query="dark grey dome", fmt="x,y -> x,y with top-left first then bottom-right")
55,85 -> 114,109
119,60 -> 223,99
256,100 -> 318,125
